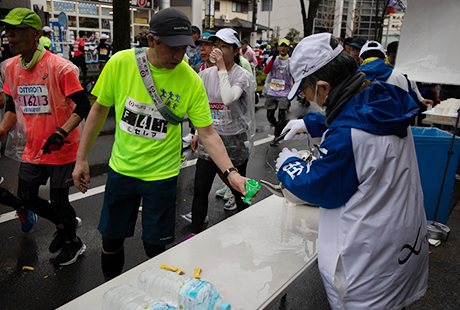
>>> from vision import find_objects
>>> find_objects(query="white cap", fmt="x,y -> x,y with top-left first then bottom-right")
255,43 -> 260,48
100,34 -> 109,40
359,40 -> 385,58
42,26 -> 53,33
209,28 -> 241,48
288,33 -> 343,101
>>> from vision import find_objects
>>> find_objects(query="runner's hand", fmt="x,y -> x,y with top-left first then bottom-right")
281,119 -> 309,141
227,172 -> 249,196
191,134 -> 198,152
42,132 -> 65,154
276,148 -> 301,170
72,160 -> 91,193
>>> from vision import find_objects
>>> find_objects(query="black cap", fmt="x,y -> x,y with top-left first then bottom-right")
241,38 -> 248,44
344,37 -> 353,46
349,37 -> 367,49
148,8 -> 195,47
191,25 -> 201,35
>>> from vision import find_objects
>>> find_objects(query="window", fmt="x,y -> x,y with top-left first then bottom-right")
232,2 -> 248,13
215,1 -> 220,11
262,0 -> 273,11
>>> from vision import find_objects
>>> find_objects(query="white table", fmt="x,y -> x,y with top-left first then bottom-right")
58,195 -> 319,310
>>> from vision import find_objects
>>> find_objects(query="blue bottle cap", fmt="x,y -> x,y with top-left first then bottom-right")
221,303 -> 231,310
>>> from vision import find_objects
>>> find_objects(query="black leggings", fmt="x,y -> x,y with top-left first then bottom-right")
72,55 -> 87,76
267,109 -> 287,137
191,158 -> 248,233
17,179 -> 76,238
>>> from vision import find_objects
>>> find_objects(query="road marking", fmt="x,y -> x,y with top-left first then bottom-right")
0,135 -> 276,224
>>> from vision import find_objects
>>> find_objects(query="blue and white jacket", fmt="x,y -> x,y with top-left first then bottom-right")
278,80 -> 428,309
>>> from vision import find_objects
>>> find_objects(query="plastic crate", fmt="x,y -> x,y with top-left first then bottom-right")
411,127 -> 460,224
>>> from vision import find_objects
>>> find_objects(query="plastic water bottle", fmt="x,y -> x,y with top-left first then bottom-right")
138,267 -> 232,310
102,283 -> 177,310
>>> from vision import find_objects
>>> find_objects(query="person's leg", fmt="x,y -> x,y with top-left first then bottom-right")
0,187 -> 22,210
50,187 -> 76,240
265,96 -> 279,127
191,158 -> 218,233
276,108 -> 288,137
140,176 -> 177,250
101,237 -> 125,281
225,160 -> 249,212
99,167 -> 141,276
276,97 -> 290,137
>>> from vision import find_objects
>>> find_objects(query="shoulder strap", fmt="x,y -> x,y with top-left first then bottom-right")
134,47 -> 183,126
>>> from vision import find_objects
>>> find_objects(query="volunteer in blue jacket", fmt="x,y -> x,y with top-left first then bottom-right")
277,33 -> 428,310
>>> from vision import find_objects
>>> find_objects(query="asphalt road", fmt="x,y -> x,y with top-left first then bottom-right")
1,97 -> 459,310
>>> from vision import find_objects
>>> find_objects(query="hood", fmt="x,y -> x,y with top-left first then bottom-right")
330,80 -> 419,138
359,58 -> 393,82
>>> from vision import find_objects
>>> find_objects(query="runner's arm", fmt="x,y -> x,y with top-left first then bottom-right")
196,124 -> 248,195
264,56 -> 274,74
56,90 -> 91,136
0,95 -> 17,140
72,101 -> 110,193
218,70 -> 243,106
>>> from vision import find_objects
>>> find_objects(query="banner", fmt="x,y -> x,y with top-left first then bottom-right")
50,20 -> 63,55
205,0 -> 215,29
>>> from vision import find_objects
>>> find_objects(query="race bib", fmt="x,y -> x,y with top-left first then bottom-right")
119,96 -> 168,140
2,37 -> 8,45
270,78 -> 286,91
17,85 -> 50,114
73,43 -> 79,51
210,102 -> 232,125
100,48 -> 108,55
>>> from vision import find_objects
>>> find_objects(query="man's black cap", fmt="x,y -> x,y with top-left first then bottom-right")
148,8 -> 195,47
349,37 -> 367,49
241,38 -> 248,44
344,37 -> 353,46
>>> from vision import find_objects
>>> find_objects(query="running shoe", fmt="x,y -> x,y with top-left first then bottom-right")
224,196 -> 237,211
223,187 -> 233,200
54,237 -> 86,266
182,133 -> 194,143
15,208 -> 37,233
49,217 -> 82,253
180,155 -> 187,168
215,185 -> 229,198
181,212 -> 209,224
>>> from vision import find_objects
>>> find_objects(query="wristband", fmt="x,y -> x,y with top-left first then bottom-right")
56,126 -> 69,138
223,167 -> 238,178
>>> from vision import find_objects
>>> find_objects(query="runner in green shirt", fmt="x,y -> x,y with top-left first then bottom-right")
72,8 -> 254,281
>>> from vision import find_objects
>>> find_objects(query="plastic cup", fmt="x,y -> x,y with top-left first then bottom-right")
209,48 -> 223,64
242,179 -> 261,204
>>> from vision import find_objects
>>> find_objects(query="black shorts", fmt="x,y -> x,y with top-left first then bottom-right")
18,162 -> 75,189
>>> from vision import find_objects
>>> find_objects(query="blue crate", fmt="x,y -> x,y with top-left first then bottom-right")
411,127 -> 460,224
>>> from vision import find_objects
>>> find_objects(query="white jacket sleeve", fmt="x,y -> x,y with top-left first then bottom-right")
218,70 -> 244,106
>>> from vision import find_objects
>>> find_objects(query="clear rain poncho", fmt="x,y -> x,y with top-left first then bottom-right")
198,64 -> 256,166
1,53 -> 81,165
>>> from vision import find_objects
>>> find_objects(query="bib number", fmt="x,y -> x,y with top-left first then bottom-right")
100,48 -> 108,55
270,78 -> 286,91
119,96 -> 168,140
17,84 -> 50,114
210,103 -> 232,125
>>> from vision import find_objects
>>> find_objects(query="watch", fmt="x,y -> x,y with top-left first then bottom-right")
223,167 -> 238,178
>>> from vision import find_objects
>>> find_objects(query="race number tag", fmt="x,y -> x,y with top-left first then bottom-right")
17,85 -> 50,114
210,103 -> 232,126
119,96 -> 168,140
270,78 -> 286,91
100,48 -> 108,55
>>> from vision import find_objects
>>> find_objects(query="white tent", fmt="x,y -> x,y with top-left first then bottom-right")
395,0 -> 460,85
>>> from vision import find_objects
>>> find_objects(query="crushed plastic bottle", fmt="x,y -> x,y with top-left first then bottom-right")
138,267 -> 232,310
102,283 -> 177,310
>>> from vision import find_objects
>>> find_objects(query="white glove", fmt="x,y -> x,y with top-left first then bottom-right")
281,119 -> 309,141
276,148 -> 301,170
